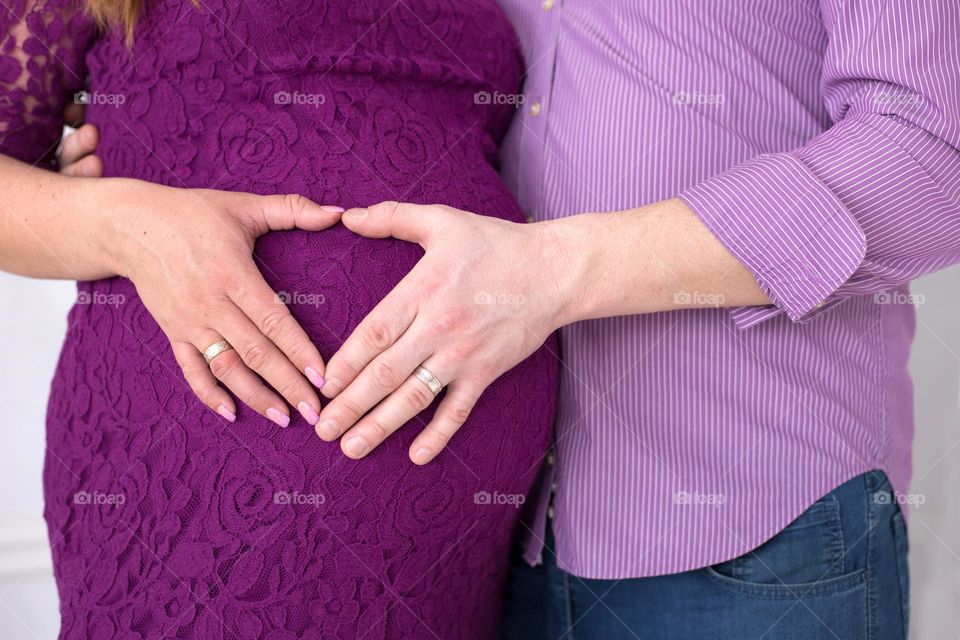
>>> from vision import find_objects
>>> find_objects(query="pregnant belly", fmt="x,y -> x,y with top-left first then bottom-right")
55,129 -> 555,466
58,156 -> 555,437
252,224 -> 423,356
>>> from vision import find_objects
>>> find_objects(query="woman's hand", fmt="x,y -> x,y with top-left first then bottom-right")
58,104 -> 103,177
315,202 -> 576,463
54,116 -> 333,428
100,179 -> 343,427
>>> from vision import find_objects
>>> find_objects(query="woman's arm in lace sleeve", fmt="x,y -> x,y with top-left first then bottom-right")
0,0 -> 96,167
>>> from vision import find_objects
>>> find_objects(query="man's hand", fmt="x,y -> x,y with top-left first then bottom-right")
59,103 -> 102,177
315,202 -> 576,464
315,199 -> 769,464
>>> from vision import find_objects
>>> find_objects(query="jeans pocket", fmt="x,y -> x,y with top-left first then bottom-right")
703,564 -> 867,600
712,496 -> 847,583
705,494 -> 867,599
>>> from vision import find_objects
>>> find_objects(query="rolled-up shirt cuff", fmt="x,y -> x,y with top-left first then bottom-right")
679,152 -> 867,328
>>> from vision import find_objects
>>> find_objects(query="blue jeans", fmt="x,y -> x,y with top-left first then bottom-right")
500,471 -> 909,640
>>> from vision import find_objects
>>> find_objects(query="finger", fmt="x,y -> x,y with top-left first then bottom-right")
198,329 -> 292,428
59,153 -> 103,177
219,305 -> 322,427
231,261 -> 327,390
242,193 -> 344,235
335,356 -> 451,459
408,382 -> 482,464
62,102 -> 86,127
341,200 -> 439,245
321,277 -> 417,399
317,333 -> 434,444
59,124 -> 100,168
171,340 -> 236,422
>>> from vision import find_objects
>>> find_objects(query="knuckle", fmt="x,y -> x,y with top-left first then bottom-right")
429,308 -> 468,337
241,341 -> 271,370
430,429 -> 452,446
210,266 -> 238,291
338,397 -> 366,421
366,418 -> 390,441
276,377 -> 302,401
258,307 -> 292,340
282,341 -> 312,367
450,338 -> 481,360
208,352 -> 239,379
283,193 -> 309,216
330,358 -> 360,381
371,200 -> 400,217
403,382 -> 433,410
362,321 -> 393,351
194,385 -> 217,408
419,277 -> 445,299
445,402 -> 472,426
372,359 -> 402,389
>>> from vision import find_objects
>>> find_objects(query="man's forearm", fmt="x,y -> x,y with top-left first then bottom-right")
550,198 -> 771,325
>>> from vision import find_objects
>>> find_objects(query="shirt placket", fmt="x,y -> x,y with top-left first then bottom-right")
518,0 -> 561,222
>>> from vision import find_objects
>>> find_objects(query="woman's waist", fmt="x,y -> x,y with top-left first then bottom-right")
91,142 -> 524,230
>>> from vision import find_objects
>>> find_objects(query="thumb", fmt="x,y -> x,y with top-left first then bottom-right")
341,201 -> 436,246
250,194 -> 344,234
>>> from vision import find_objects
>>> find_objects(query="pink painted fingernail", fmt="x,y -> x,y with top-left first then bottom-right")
321,205 -> 345,213
298,401 -> 320,426
305,366 -> 325,390
217,405 -> 236,423
412,448 -> 433,465
344,436 -> 368,458
267,407 -> 290,428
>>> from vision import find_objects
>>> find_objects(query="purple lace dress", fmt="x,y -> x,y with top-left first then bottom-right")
0,1 -> 558,637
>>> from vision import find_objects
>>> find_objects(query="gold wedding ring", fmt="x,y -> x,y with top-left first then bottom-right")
203,339 -> 234,364
413,365 -> 443,396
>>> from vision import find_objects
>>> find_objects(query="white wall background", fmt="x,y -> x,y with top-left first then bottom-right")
0,269 -> 958,639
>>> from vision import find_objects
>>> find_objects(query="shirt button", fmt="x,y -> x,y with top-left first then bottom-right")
525,212 -> 535,223
542,0 -> 554,10
547,505 -> 555,519
546,451 -> 555,466
530,101 -> 542,117
551,482 -> 558,493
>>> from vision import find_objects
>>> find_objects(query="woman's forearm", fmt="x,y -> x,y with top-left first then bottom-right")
0,153 -> 120,280
549,198 -> 771,324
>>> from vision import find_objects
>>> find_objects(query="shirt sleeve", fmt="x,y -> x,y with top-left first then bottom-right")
679,0 -> 960,328
0,0 -> 96,167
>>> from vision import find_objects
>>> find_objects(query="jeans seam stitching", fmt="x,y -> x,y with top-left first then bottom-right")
563,569 -> 574,638
866,478 -> 879,640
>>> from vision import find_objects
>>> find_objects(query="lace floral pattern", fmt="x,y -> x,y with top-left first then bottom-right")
2,0 -> 558,637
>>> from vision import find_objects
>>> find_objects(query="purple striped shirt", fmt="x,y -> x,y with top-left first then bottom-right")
495,0 -> 960,578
